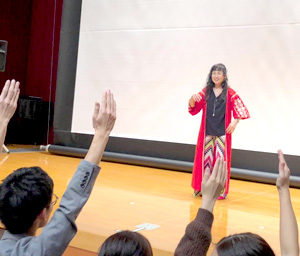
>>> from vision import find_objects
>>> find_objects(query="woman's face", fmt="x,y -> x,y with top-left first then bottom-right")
211,70 -> 225,87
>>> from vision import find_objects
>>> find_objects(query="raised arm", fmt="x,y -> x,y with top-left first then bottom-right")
200,158 -> 227,212
85,90 -> 116,165
175,159 -> 227,256
27,91 -> 117,256
277,150 -> 299,256
0,80 -> 20,157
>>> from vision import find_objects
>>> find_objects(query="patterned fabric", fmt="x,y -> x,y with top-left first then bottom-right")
232,94 -> 250,119
203,135 -> 226,198
215,136 -> 225,160
204,136 -> 214,174
215,136 -> 226,198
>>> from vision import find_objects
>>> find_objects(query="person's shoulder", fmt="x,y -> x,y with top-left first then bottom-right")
1,230 -> 33,245
0,234 -> 36,255
227,87 -> 236,96
200,87 -> 206,95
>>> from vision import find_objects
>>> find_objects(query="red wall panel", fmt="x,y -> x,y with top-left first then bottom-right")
0,0 -> 63,144
0,0 -> 33,90
25,0 -> 63,103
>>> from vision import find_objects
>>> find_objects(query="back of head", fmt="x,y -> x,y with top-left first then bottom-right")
216,232 -> 275,256
98,231 -> 153,256
0,167 -> 53,234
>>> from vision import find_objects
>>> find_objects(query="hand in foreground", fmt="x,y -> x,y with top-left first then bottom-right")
92,90 -> 116,135
85,90 -> 116,165
276,150 -> 290,190
201,158 -> 227,212
277,150 -> 299,256
0,80 -> 20,123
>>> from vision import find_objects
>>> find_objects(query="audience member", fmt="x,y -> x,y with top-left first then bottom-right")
276,150 -> 299,256
213,232 -> 275,256
175,151 -> 299,256
0,80 -> 20,157
0,91 -> 116,256
175,158 -> 227,255
98,230 -> 153,256
211,150 -> 299,256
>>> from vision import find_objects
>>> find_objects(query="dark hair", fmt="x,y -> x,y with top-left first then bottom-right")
205,63 -> 228,101
0,167 -> 53,234
216,232 -> 275,256
98,231 -> 153,256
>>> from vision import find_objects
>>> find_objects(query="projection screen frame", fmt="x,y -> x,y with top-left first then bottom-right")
54,0 -> 300,187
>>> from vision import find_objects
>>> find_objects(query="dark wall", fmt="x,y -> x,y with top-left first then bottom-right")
0,0 -> 63,144
0,0 -> 33,88
25,0 -> 63,102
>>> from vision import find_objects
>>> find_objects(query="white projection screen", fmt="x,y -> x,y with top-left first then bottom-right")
72,0 -> 300,156
54,0 -> 300,181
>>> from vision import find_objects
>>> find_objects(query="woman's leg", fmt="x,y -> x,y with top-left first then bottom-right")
194,135 -> 215,197
215,135 -> 226,199
204,135 -> 215,174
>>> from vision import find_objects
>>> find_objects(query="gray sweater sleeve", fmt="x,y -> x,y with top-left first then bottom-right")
175,208 -> 214,256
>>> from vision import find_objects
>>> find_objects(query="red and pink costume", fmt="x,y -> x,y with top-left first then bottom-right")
189,87 -> 250,197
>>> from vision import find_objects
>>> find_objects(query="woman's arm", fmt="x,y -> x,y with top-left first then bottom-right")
188,91 -> 205,116
227,91 -> 250,134
189,93 -> 202,108
226,118 -> 240,134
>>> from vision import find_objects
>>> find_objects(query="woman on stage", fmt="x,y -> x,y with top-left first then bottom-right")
188,63 -> 250,199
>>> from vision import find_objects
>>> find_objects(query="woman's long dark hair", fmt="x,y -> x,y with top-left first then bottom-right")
205,63 -> 228,101
216,232 -> 275,256
98,231 -> 153,256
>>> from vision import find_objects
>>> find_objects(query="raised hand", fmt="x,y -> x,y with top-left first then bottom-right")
0,80 -> 20,157
201,158 -> 227,212
92,90 -> 116,135
276,149 -> 299,256
276,150 -> 290,190
85,90 -> 117,165
0,80 -> 20,122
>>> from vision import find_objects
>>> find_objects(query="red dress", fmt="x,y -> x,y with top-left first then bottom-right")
188,87 -> 250,194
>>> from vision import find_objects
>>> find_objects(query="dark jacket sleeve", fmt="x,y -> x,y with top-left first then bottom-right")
175,208 -> 214,256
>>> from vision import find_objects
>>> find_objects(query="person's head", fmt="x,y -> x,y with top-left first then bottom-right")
0,167 -> 54,234
212,232 -> 275,256
205,63 -> 228,99
98,230 -> 153,256
207,63 -> 228,87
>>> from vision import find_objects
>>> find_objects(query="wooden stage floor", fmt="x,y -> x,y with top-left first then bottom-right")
0,149 -> 300,255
